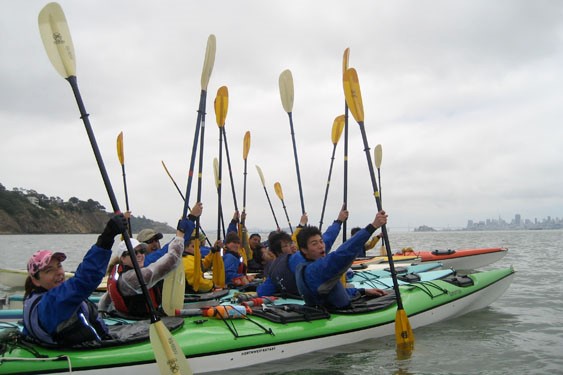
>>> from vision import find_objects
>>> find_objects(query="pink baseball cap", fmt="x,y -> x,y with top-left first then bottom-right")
27,250 -> 67,277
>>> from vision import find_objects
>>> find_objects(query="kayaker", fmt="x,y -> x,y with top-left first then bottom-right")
350,226 -> 382,257
247,233 -> 266,273
222,231 -> 254,287
136,228 -> 163,254
99,203 -> 202,318
256,206 -> 349,297
295,210 -> 388,309
226,210 -> 253,267
182,235 -> 216,293
22,213 -> 128,346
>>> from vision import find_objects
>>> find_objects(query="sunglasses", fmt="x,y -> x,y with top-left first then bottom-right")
144,237 -> 160,244
122,249 -> 146,257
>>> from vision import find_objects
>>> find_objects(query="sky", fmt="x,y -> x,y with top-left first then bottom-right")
2,0 -> 563,234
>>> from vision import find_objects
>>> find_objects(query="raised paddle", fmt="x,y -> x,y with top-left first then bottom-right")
211,158 -> 226,288
213,157 -> 225,240
342,48 -> 350,242
274,181 -> 293,233
319,115 -> 345,231
38,4 -> 191,374
161,160 -> 212,247
374,144 -> 386,256
218,91 -> 240,216
242,131 -> 251,224
279,69 -> 306,215
214,86 -> 229,239
116,131 -> 132,236
256,165 -> 280,230
343,67 -> 414,356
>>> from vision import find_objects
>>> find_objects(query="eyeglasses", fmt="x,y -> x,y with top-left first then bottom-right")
122,249 -> 145,257
144,237 -> 160,244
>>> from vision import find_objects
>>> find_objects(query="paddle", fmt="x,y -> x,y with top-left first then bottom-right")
319,115 -> 345,231
256,165 -> 280,230
214,86 -> 229,240
279,69 -> 306,215
116,131 -> 132,236
342,48 -> 350,242
242,131 -> 251,224
343,67 -> 414,355
161,160 -> 212,247
38,4 -> 191,374
373,144 -> 386,256
274,182 -> 293,233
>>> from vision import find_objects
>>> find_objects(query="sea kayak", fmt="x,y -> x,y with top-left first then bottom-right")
0,267 -> 514,374
398,247 -> 508,270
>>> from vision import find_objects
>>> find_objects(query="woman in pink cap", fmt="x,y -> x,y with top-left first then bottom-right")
23,214 -> 127,346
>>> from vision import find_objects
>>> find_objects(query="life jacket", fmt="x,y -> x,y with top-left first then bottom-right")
107,264 -> 161,318
295,262 -> 352,309
266,254 -> 299,296
23,291 -> 108,346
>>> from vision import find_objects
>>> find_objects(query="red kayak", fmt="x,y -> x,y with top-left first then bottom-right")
398,247 -> 508,270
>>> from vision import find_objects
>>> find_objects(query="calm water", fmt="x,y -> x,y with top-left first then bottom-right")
1,230 -> 562,374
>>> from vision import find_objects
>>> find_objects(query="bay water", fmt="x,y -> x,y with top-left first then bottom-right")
1,230 -> 562,374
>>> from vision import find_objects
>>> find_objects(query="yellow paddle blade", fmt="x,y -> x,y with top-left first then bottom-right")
331,115 -> 345,145
193,240 -> 202,292
374,144 -> 383,169
395,308 -> 415,357
213,158 -> 220,189
343,68 -> 365,123
214,86 -> 228,127
342,47 -> 350,76
256,165 -> 266,186
279,69 -> 294,113
211,251 -> 225,288
200,34 -> 216,90
116,131 -> 124,165
162,259 -> 186,317
149,321 -> 193,375
243,131 -> 251,160
38,2 -> 76,78
274,182 -> 284,201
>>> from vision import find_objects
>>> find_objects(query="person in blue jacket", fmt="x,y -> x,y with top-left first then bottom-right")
295,210 -> 389,309
23,214 -> 127,346
257,206 -> 349,297
222,231 -> 248,286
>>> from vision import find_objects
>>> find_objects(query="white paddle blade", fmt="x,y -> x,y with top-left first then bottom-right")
38,2 -> 76,78
200,34 -> 216,90
279,69 -> 294,113
162,260 -> 186,317
150,321 -> 192,375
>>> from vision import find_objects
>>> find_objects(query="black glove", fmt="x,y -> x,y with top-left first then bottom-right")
177,218 -> 191,233
211,245 -> 221,254
96,214 -> 127,250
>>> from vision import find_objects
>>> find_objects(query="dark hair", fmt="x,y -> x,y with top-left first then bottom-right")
249,233 -> 261,240
296,226 -> 322,250
351,227 -> 361,236
267,231 -> 292,256
225,232 -> 241,244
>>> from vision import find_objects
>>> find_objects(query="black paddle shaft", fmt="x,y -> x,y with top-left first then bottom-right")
67,76 -> 160,323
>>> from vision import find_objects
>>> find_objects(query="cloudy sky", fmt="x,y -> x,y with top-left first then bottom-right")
2,1 -> 562,234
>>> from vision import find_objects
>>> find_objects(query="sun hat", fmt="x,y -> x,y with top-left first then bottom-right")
27,250 -> 67,277
136,229 -> 163,243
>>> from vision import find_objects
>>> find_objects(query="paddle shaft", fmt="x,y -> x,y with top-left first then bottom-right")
356,120 -> 403,310
343,104 -> 349,242
221,128 -> 239,212
67,76 -> 160,323
287,112 -> 306,214
280,198 -> 293,233
217,136 -> 225,240
318,143 -> 337,231
120,164 -> 132,236
263,186 -> 280,230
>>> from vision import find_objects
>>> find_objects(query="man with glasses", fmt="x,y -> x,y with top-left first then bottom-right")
137,229 -> 163,254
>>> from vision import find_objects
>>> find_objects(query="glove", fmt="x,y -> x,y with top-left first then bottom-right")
96,214 -> 127,250
211,245 -> 222,253
177,218 -> 192,233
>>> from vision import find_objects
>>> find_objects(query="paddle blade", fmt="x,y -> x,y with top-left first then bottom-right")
213,157 -> 220,189
256,165 -> 266,186
193,240 -> 202,291
243,131 -> 251,160
38,2 -> 76,78
149,321 -> 193,375
214,86 -> 229,127
274,182 -> 284,201
342,47 -> 350,75
395,308 -> 415,357
117,131 -> 124,165
211,251 -> 225,288
331,115 -> 345,145
200,34 -> 216,90
162,259 -> 186,317
374,144 -> 383,169
343,68 -> 365,123
279,69 -> 294,113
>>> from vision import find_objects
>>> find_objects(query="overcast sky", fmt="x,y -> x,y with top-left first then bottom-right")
2,1 -> 562,234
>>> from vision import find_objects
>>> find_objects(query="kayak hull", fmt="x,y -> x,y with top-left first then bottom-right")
0,267 -> 515,374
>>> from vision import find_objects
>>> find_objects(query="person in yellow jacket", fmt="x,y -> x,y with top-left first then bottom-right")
182,236 -> 215,293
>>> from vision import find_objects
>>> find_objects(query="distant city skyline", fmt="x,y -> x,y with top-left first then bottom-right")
466,213 -> 562,231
